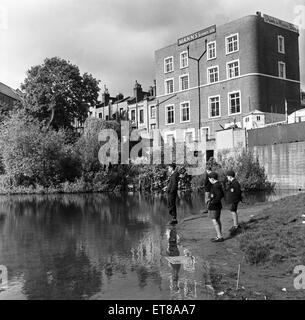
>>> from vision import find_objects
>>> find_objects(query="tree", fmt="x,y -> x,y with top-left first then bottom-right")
21,57 -> 101,130
0,110 -> 81,186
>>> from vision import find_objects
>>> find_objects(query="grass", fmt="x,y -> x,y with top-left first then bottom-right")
238,193 -> 305,267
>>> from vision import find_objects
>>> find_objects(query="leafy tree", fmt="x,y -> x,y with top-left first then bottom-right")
0,110 -> 81,186
20,57 -> 101,129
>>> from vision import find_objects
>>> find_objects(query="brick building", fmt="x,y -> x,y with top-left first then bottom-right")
154,12 -> 301,153
90,81 -> 157,132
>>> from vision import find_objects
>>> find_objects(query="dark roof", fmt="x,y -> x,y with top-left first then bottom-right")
0,82 -> 20,100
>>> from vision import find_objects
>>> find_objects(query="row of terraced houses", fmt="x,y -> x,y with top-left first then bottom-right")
89,12 -> 302,158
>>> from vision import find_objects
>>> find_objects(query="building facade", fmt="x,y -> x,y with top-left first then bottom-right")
0,81 -> 20,111
154,12 -> 301,152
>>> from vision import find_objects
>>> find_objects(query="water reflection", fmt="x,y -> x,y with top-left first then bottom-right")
0,190 -> 300,300
165,226 -> 198,300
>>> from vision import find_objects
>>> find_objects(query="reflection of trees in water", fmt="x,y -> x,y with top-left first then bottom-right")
0,194 -> 167,298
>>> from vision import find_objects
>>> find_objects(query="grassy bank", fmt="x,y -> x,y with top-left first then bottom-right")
238,193 -> 305,268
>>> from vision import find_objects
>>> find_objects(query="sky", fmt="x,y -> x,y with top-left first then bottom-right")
0,0 -> 304,98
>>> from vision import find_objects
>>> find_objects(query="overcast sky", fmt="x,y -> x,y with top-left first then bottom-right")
0,0 -> 304,97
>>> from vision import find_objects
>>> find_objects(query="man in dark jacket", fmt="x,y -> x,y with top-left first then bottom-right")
226,170 -> 242,235
166,163 -> 179,225
208,172 -> 224,242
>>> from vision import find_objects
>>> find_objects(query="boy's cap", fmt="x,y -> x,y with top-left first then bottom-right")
208,172 -> 218,180
169,163 -> 176,170
226,170 -> 236,178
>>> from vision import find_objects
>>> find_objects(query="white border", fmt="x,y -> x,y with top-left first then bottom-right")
180,51 -> 189,69
278,35 -> 285,54
207,65 -> 219,84
164,78 -> 174,94
179,74 -> 189,91
208,95 -> 221,119
228,90 -> 242,116
150,104 -> 156,119
225,33 -> 239,55
164,56 -> 174,74
278,61 -> 286,79
165,104 -> 175,125
180,101 -> 191,123
207,41 -> 217,60
226,59 -> 240,79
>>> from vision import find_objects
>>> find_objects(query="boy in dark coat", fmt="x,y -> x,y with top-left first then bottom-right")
226,170 -> 242,235
207,172 -> 224,242
166,163 -> 179,225
202,166 -> 212,213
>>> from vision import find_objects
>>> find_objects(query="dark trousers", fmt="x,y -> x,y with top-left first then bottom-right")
167,194 -> 177,219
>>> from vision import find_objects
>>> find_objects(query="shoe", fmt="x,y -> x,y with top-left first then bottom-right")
170,219 -> 178,225
229,226 -> 239,235
211,237 -> 224,243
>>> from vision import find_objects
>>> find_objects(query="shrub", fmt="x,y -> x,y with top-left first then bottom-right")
215,149 -> 273,191
0,110 -> 81,187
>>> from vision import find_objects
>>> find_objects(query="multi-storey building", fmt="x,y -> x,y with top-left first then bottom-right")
90,81 -> 157,132
154,12 -> 301,154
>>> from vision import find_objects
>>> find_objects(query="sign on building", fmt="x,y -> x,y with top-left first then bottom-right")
263,14 -> 299,33
178,25 -> 216,46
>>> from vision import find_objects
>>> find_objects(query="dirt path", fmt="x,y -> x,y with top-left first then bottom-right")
176,202 -> 301,300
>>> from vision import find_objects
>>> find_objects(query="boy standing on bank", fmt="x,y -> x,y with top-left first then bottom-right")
226,170 -> 242,235
207,172 -> 225,243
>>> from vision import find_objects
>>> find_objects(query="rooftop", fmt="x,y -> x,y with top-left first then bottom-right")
0,82 -> 20,100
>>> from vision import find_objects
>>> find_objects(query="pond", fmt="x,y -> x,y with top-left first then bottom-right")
0,189 -> 301,300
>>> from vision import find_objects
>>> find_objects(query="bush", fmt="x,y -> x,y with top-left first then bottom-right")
0,110 -> 81,187
215,150 -> 274,191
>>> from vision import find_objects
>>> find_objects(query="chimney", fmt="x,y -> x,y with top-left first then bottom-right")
102,85 -> 110,106
134,80 -> 143,102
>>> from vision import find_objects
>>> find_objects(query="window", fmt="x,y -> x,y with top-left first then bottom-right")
278,61 -> 286,79
166,134 -> 175,145
278,36 -> 285,54
209,96 -> 221,118
120,108 -> 124,115
180,74 -> 189,91
166,105 -> 175,124
131,110 -> 136,121
180,51 -> 188,68
245,117 -> 249,123
164,56 -> 174,73
150,106 -> 156,119
165,78 -> 174,94
139,109 -> 144,124
180,102 -> 190,122
257,116 -> 261,121
227,60 -> 240,79
228,91 -> 241,115
207,66 -> 219,83
151,124 -> 156,130
207,41 -> 217,60
185,131 -> 194,143
226,33 -> 239,54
